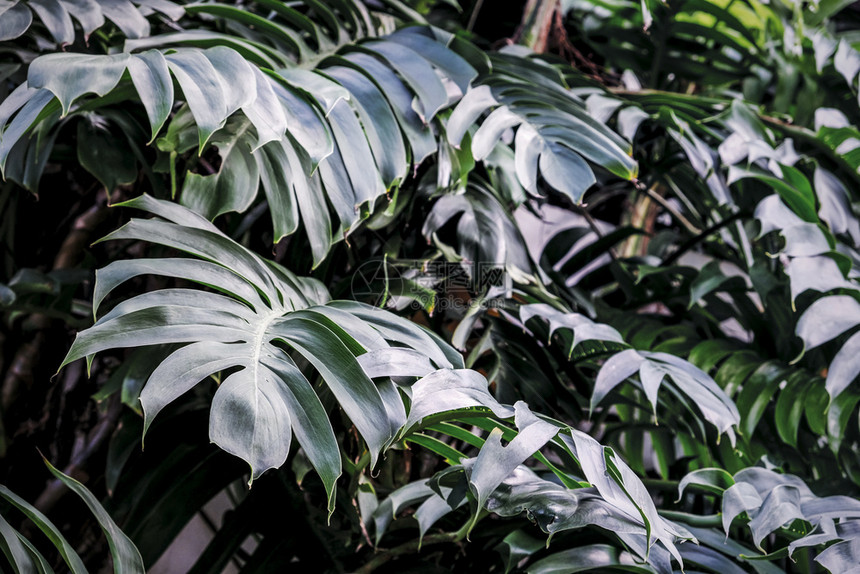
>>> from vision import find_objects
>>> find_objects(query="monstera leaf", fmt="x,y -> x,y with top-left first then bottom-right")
447,51 -> 637,204
0,0 -> 384,51
0,0 -> 183,44
59,195 -> 462,509
383,370 -> 690,566
0,25 -> 477,265
519,303 -> 625,357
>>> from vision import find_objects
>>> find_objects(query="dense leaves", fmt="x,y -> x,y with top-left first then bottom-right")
4,0 -> 860,572
61,195 -> 462,502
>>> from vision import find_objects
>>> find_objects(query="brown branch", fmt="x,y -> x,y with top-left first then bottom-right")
618,189 -> 661,258
1,193 -> 114,413
51,360 -> 86,452
53,197 -> 114,270
34,393 -> 123,515
512,0 -> 559,52
643,183 -> 701,235
550,7 -> 608,81
509,0 -> 617,85
1,331 -> 46,412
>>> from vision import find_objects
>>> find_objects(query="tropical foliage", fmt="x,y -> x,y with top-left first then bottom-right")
2,0 -> 860,572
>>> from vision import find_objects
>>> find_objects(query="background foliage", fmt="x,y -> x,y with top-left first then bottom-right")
3,0 -> 860,572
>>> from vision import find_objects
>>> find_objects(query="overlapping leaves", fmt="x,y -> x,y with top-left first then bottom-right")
520,303 -> 740,441
8,0 -> 860,571
752,187 -> 860,403
59,196 -> 462,509
56,195 -> 696,571
0,24 -> 479,265
680,466 -> 860,572
447,49 -> 638,204
370,376 -> 691,571
0,0 -> 182,44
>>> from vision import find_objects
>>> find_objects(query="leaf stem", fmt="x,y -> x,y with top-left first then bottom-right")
657,509 -> 722,527
169,151 -> 178,199
660,210 -> 747,266
466,0 -> 484,31
644,184 -> 701,234
641,477 -> 679,491
356,533 -> 461,574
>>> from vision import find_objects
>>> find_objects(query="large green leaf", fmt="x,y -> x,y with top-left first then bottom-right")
59,196 -> 460,504
796,295 -> 860,351
520,304 -> 625,357
526,544 -> 658,574
468,403 -> 560,529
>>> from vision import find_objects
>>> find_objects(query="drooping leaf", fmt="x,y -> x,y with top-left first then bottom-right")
42,458 -> 145,573
593,349 -> 739,440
